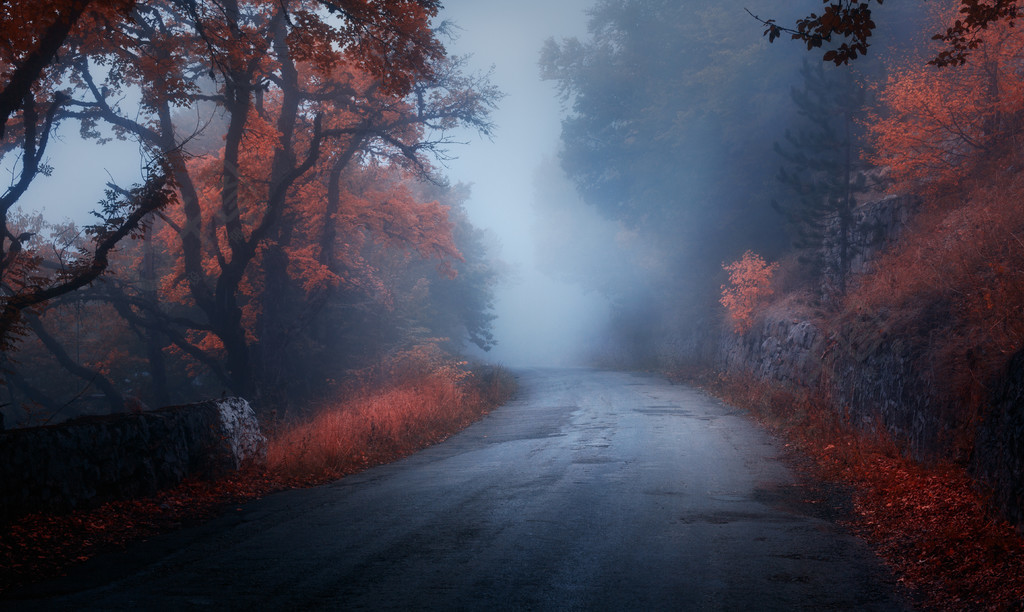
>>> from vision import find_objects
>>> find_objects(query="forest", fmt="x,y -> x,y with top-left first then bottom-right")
540,0 -> 1024,469
0,0 -> 506,427
4,0 -> 1024,607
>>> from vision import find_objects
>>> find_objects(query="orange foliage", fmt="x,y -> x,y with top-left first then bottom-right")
855,0 -> 1024,414
694,370 -> 1024,611
868,1 -> 1024,195
720,250 -> 778,333
842,178 -> 1024,424
0,361 -> 516,594
265,343 -> 502,478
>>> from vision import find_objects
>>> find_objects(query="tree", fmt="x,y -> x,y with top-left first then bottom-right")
720,251 -> 778,333
51,0 -> 496,402
0,0 -> 447,347
751,0 -> 1020,67
773,60 -> 870,295
1,0 -> 501,422
867,3 -> 1024,193
540,0 -> 797,362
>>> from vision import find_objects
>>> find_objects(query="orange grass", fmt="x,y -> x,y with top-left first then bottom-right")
0,363 -> 516,594
266,366 -> 515,481
683,368 -> 1024,611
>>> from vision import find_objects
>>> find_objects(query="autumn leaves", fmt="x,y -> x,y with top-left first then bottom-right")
0,1 -> 500,420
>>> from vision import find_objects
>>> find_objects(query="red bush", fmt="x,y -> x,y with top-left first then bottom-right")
720,251 -> 779,333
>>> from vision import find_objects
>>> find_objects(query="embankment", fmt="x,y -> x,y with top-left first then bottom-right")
0,398 -> 266,524
712,194 -> 1024,529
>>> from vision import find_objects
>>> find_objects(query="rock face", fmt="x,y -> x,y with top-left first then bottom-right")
720,317 -> 824,389
731,306 -> 953,458
821,194 -> 919,293
716,194 -> 1024,529
0,398 -> 266,524
975,350 -> 1024,529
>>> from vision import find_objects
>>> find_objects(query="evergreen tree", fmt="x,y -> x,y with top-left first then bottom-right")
773,60 -> 870,295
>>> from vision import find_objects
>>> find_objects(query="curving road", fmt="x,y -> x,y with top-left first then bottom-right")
8,369 -> 907,610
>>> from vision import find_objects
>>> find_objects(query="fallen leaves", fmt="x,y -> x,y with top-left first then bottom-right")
688,369 -> 1024,611
0,367 -> 516,595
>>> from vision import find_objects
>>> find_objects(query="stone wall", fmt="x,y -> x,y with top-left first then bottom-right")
719,317 -> 824,389
727,305 -> 954,459
0,398 -> 266,524
975,350 -> 1024,528
821,194 -> 919,292
715,194 -> 1024,529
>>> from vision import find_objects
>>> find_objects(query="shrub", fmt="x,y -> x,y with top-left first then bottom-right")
720,250 -> 779,333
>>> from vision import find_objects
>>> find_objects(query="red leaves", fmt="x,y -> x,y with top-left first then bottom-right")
932,0 -> 1021,66
720,251 -> 778,334
753,1 -> 878,64
309,0 -> 442,96
758,0 -> 1018,67
701,371 -> 1024,611
0,364 -> 515,594
867,1 -> 1024,195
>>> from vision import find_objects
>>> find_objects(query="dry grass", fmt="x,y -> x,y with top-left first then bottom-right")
266,364 -> 515,481
0,359 -> 516,594
842,174 -> 1024,422
685,369 -> 1024,611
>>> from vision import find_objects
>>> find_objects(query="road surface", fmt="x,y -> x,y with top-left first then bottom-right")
8,368 -> 907,610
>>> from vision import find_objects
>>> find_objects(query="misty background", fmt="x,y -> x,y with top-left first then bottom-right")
439,0 -> 610,367
17,0 -> 612,368
3,0 -> 933,422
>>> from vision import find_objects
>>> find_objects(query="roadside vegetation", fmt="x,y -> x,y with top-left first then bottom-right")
680,370 -> 1024,611
0,353 -> 516,594
266,346 -> 516,481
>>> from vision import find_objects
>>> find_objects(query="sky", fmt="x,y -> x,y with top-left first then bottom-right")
438,0 -> 612,367
11,1 -> 608,368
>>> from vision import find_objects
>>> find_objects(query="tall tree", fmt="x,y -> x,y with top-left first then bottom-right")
773,60 -> 870,295
540,0 -> 799,361
1,0 -> 501,422
55,0 -> 495,401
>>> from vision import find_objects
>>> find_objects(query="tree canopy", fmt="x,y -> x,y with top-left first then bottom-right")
752,0 -> 1019,66
1,0 -> 502,421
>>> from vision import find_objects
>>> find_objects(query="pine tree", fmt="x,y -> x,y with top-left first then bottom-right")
772,60 -> 870,296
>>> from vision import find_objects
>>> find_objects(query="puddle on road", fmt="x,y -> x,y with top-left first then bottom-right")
633,406 -> 690,416
572,456 -> 617,464
674,482 -> 856,527
642,489 -> 686,497
751,482 -> 855,524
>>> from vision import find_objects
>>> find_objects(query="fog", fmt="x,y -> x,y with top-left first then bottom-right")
7,2 -> 869,372
438,0 -> 612,367
434,0 -> 926,369
1,0 -> 935,425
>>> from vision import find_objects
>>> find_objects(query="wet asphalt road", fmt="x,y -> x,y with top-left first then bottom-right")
8,368 -> 907,610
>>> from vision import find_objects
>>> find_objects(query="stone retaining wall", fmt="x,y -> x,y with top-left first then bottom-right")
715,194 -> 1024,529
0,398 -> 265,524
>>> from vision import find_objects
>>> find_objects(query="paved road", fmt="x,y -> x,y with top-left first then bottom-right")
8,369 -> 907,610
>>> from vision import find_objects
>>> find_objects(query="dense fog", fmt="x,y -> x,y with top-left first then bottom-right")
0,0 -> 934,425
